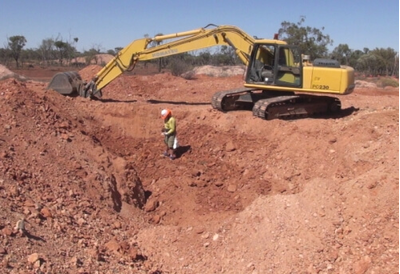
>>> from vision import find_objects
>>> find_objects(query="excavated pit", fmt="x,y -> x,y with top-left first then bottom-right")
0,63 -> 398,273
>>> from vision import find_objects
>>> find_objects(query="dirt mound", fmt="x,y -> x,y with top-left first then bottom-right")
78,64 -> 246,81
78,64 -> 103,82
72,54 -> 115,66
0,66 -> 398,273
0,65 -> 14,79
356,80 -> 378,89
95,54 -> 114,64
191,65 -> 246,77
0,64 -> 27,81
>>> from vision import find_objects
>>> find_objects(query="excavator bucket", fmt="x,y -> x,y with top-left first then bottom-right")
47,71 -> 83,96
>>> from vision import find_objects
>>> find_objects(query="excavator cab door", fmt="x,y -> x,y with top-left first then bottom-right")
273,45 -> 302,88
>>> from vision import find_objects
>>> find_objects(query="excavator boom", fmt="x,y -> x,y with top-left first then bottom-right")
47,24 -> 255,98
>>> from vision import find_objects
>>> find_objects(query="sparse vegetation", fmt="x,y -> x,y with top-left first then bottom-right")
169,58 -> 193,76
0,18 -> 398,77
378,77 -> 399,88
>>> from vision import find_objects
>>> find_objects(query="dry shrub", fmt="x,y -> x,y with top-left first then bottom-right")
378,77 -> 399,88
169,59 -> 192,77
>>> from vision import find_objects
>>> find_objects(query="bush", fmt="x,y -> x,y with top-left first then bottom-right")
181,70 -> 196,80
378,77 -> 399,88
169,59 -> 192,77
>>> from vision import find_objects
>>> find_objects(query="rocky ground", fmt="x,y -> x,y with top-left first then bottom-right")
0,64 -> 398,274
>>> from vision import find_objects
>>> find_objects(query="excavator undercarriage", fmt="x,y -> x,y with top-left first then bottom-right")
211,89 -> 341,120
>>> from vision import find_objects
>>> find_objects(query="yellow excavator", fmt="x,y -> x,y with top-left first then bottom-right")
47,24 -> 355,120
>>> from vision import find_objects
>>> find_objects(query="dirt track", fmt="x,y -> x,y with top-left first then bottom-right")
0,64 -> 398,273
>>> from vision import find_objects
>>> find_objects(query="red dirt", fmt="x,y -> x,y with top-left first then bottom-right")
0,64 -> 398,273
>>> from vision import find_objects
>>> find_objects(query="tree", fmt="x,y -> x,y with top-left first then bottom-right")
107,49 -> 116,56
83,48 -> 101,65
331,44 -> 352,65
219,45 -> 239,65
357,54 -> 378,76
20,48 -> 40,67
278,17 -> 333,60
348,49 -> 364,69
0,48 -> 11,65
39,38 -> 55,66
356,47 -> 398,76
54,40 -> 69,65
71,37 -> 79,65
197,51 -> 212,66
371,47 -> 398,76
114,47 -> 123,54
7,35 -> 27,68
53,35 -> 78,66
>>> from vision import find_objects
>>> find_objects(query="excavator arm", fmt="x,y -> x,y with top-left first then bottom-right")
47,24 -> 255,98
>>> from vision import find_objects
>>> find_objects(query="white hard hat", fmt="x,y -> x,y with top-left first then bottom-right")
160,109 -> 171,119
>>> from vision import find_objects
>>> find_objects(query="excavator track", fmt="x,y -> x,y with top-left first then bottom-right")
212,88 -> 341,120
211,88 -> 257,111
252,94 -> 341,120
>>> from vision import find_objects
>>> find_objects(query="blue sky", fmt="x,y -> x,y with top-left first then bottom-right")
2,0 -> 399,54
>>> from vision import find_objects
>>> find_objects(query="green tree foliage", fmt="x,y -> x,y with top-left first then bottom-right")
107,49 -> 116,55
278,17 -> 332,60
197,51 -> 212,66
54,40 -> 69,65
348,49 -> 364,69
214,45 -> 240,65
357,48 -> 398,76
21,48 -> 41,67
0,26 -> 398,78
373,47 -> 398,76
83,48 -> 101,65
331,44 -> 352,65
39,38 -> 55,66
8,35 -> 27,68
53,40 -> 77,66
169,54 -> 192,76
0,48 -> 11,65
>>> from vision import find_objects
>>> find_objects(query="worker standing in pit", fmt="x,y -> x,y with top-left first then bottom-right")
161,109 -> 177,160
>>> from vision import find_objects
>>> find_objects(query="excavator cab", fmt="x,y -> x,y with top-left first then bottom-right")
214,43 -> 345,119
246,44 -> 302,88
